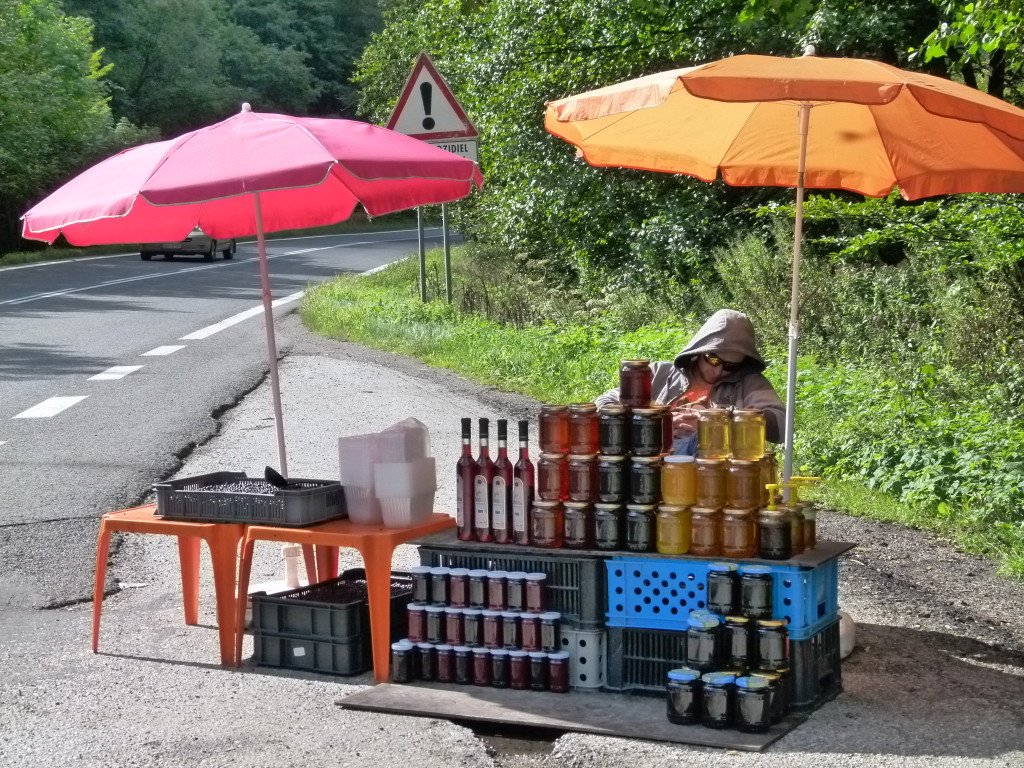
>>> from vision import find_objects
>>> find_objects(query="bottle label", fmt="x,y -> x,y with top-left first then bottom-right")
492,476 -> 507,531
512,478 -> 527,533
474,475 -> 490,528
456,489 -> 465,527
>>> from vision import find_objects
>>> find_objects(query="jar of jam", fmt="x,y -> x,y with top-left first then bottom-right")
520,612 -> 541,652
462,608 -> 483,647
726,459 -> 761,509
429,567 -> 450,606
758,508 -> 792,560
482,610 -> 503,649
525,572 -> 547,613
417,642 -> 436,681
706,562 -> 739,615
619,359 -> 653,408
472,647 -> 492,686
689,506 -> 722,556
529,651 -> 549,691
391,640 -> 414,683
598,405 -> 629,455
538,404 -> 569,454
468,569 -> 488,608
567,454 -> 598,502
722,508 -> 758,558
789,504 -> 806,556
654,404 -> 674,454
487,571 -> 508,611
630,408 -> 663,457
567,403 -> 599,455
491,648 -> 510,688
740,565 -> 773,620
735,675 -> 772,732
406,604 -> 426,643
501,611 -> 520,649
801,503 -> 818,549
597,454 -> 628,503
595,503 -> 625,550
629,456 -> 662,504
539,611 -> 561,652
537,452 -> 568,501
700,672 -> 736,729
757,670 -> 789,722
662,455 -> 696,506
666,668 -> 702,725
448,567 -> 469,608
509,650 -> 529,689
548,651 -> 570,693
530,500 -> 564,548
625,504 -> 656,552
756,620 -> 789,671
425,605 -> 445,644
686,613 -> 721,671
697,408 -> 731,459
695,458 -> 727,508
656,504 -> 690,555
563,501 -> 594,549
453,645 -> 472,684
731,409 -> 766,461
506,571 -> 527,612
410,565 -> 431,605
759,452 -> 777,507
435,644 -> 455,683
724,615 -> 754,671
445,607 -> 464,646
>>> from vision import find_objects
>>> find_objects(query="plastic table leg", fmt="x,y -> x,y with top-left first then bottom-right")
177,535 -> 201,625
234,536 -> 258,667
91,519 -> 112,653
204,526 -> 241,666
359,537 -> 400,683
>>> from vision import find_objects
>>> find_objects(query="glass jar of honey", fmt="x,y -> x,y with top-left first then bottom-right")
697,408 -> 731,459
690,506 -> 722,556
597,454 -> 628,503
530,500 -> 563,548
757,508 -> 792,560
726,459 -> 761,510
567,403 -> 599,455
563,501 -> 594,549
619,360 -> 653,408
594,503 -> 625,550
630,407 -> 663,457
537,452 -> 568,501
662,455 -> 696,506
629,456 -> 662,504
656,504 -> 691,555
731,409 -> 766,460
654,404 -> 674,454
567,454 -> 598,502
625,504 -> 656,552
721,508 -> 758,558
538,405 -> 569,454
789,504 -> 805,556
598,405 -> 629,455
801,502 -> 818,549
695,458 -> 727,508
759,452 -> 777,507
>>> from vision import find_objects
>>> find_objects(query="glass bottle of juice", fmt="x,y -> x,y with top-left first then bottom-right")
456,417 -> 476,541
474,418 -> 495,542
512,420 -> 535,545
492,419 -> 513,544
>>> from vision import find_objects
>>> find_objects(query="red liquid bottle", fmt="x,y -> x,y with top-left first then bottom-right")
512,420 -> 535,546
492,419 -> 514,544
474,418 -> 495,542
456,417 -> 476,541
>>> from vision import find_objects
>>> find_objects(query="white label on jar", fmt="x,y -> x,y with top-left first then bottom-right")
512,478 -> 527,532
474,475 -> 490,528
456,489 -> 465,527
492,476 -> 507,531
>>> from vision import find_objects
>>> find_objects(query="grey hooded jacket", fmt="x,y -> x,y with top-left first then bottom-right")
595,309 -> 785,443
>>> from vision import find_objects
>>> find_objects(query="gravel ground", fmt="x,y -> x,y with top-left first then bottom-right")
1,313 -> 1022,767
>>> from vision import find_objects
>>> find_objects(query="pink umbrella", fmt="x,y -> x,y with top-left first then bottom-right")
22,104 -> 483,474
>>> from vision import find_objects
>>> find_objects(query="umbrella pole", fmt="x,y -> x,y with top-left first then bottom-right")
783,103 -> 811,499
253,192 -> 289,476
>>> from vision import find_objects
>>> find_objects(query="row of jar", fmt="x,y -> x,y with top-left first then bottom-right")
706,563 -> 775,618
667,670 -> 787,732
536,452 -> 778,510
538,399 -> 767,461
686,610 -> 790,673
391,641 -> 571,692
408,604 -> 562,652
409,566 -> 548,613
524,501 -> 815,559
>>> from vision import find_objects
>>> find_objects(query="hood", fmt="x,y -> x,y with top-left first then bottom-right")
673,309 -> 766,373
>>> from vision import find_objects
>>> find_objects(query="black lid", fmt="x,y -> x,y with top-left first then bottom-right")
478,417 -> 489,437
497,419 -> 508,440
518,419 -> 529,440
461,417 -> 472,437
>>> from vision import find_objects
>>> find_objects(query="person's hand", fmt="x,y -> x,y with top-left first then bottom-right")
671,396 -> 709,437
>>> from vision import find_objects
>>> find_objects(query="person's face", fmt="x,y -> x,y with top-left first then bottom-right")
697,353 -> 739,384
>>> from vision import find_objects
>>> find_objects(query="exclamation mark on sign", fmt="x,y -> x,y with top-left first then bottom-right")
420,82 -> 435,130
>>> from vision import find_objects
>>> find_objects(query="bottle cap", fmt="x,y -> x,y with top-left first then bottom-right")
480,610 -> 502,618
508,650 -> 529,658
500,611 -> 520,619
688,614 -> 721,630
429,567 -> 450,576
506,571 -> 528,580
391,640 -> 414,651
424,605 -> 446,614
462,608 -> 483,617
444,607 -> 464,615
735,675 -> 770,690
409,565 -> 432,575
663,455 -> 696,464
435,644 -> 453,652
528,651 -> 548,659
739,565 -> 772,576
468,569 -> 490,578
708,562 -> 739,573
448,568 -> 470,577
452,645 -> 471,654
702,672 -> 736,686
525,572 -> 547,581
539,612 -> 561,621
667,668 -> 701,683
488,570 -> 509,580
416,642 -> 435,651
490,648 -> 509,657
408,604 -> 426,612
472,647 -> 490,655
547,651 -> 570,660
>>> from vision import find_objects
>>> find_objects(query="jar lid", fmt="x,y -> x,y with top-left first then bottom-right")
547,651 -> 570,660
462,608 -> 483,616
626,504 -> 656,512
519,611 -> 539,619
757,619 -> 787,628
727,458 -> 758,466
689,608 -> 717,622
540,452 -> 566,460
448,567 -> 470,577
740,565 -> 772,576
631,407 -> 660,415
453,645 -> 471,653
657,504 -> 688,513
409,565 -> 432,575
696,457 -> 726,466
564,501 -> 592,510
481,610 -> 502,617
599,404 -> 626,414
490,648 -> 510,656
508,650 -> 528,658
594,503 -> 625,511
568,403 -> 597,412
724,615 -> 750,625
540,404 -> 568,413
690,506 -> 722,515
525,572 -> 547,581
708,562 -> 738,573
568,454 -> 598,462
621,359 -> 650,367
531,500 -> 562,508
500,611 -> 520,619
472,647 -> 491,655
468,569 -> 490,578
758,508 -> 790,520
723,507 -> 757,515
445,607 -> 464,615
408,603 -> 427,612
597,454 -> 626,462
506,571 -> 528,580
757,671 -> 782,682
488,570 -> 509,579
687,614 -> 721,630
391,640 -> 414,650
416,642 -> 435,650
425,605 -> 446,614
732,409 -> 764,418
429,567 -> 450,576
528,651 -> 549,659
539,611 -> 561,621
435,644 -> 453,651
735,675 -> 770,690
667,668 -> 700,683
702,672 -> 736,686
663,455 -> 696,464
701,408 -> 730,417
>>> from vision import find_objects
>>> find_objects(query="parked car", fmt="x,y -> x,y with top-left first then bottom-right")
140,228 -> 236,261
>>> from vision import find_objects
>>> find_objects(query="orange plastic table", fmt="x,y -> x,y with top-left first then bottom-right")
235,513 -> 455,681
91,505 -> 245,665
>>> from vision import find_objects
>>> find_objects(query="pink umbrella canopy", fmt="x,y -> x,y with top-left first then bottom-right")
22,105 -> 483,474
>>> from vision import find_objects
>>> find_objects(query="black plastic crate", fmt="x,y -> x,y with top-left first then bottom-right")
253,632 -> 367,675
790,618 -> 842,711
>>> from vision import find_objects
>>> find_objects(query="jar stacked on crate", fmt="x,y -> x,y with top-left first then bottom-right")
392,565 -> 570,692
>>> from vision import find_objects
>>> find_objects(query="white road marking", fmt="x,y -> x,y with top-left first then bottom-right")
0,441 -> 7,446
179,291 -> 306,340
142,345 -> 186,356
13,396 -> 89,419
88,365 -> 144,381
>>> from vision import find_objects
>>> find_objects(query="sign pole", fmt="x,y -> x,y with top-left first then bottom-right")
442,204 -> 452,303
417,207 -> 427,302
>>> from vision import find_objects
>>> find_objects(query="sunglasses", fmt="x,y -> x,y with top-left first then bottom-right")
704,353 -> 741,372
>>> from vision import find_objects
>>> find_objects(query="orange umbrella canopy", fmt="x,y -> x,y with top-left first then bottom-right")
545,53 -> 1024,200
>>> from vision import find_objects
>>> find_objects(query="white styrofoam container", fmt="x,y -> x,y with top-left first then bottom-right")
379,492 -> 436,529
373,457 -> 437,498
338,433 -> 379,488
343,485 -> 382,525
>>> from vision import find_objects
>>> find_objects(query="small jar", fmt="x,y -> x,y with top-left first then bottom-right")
700,672 -> 736,729
706,561 -> 739,616
801,503 -> 818,549
453,645 -> 472,684
625,504 -> 657,553
406,603 -> 427,643
662,455 -> 696,506
598,405 -> 629,455
731,409 -> 766,461
740,565 -> 774,620
724,615 -> 754,671
759,452 -> 778,506
425,605 -> 445,645
482,609 -> 503,649
509,650 -> 530,689
472,647 -> 492,686
666,668 -> 702,725
390,640 -> 414,683
487,571 -> 508,611
462,608 -> 483,647
597,454 -> 629,503
448,568 -> 470,608
468,569 -> 488,608
410,565 -> 431,605
491,648 -> 510,688
654,404 -> 674,454
520,612 -> 541,652
695,458 -> 727,508
429,566 -> 450,606
686,613 -> 721,672
721,508 -> 758,558
538,404 -> 569,454
525,572 -> 547,613
697,408 -> 731,459
444,607 -> 464,646
530,500 -> 564,548
567,403 -> 599,455
630,408 -> 663,457
758,509 -> 792,560
529,651 -> 549,691
594,503 -> 625,550
548,651 -> 570,693
629,456 -> 662,504
537,453 -> 568,501
506,571 -> 527,612
789,505 -> 806,556
501,611 -> 520,649
758,670 -> 789,722
539,611 -> 561,653
563,501 -> 594,549
619,359 -> 653,408
735,676 -> 772,732
417,642 -> 436,682
726,459 -> 761,510
435,644 -> 455,683
656,504 -> 691,555
756,620 -> 789,671
689,506 -> 722,557
567,454 -> 598,502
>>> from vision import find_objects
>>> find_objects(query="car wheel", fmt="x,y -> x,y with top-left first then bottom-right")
164,253 -> 174,260
141,251 -> 154,261
222,242 -> 235,259
204,244 -> 215,261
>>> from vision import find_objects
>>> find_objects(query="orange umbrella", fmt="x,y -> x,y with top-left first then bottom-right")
545,47 -> 1024,485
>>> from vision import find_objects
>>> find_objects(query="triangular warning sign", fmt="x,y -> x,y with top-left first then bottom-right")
387,53 -> 478,140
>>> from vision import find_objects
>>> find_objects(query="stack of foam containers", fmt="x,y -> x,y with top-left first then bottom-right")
338,433 -> 383,524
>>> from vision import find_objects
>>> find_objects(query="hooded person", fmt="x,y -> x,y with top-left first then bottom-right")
595,309 -> 784,455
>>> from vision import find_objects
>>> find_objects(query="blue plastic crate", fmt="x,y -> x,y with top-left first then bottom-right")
605,555 -> 838,637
